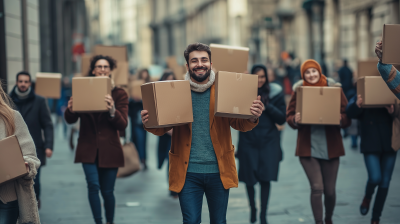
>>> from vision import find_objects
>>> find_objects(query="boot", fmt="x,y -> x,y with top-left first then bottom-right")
371,221 -> 379,224
360,196 -> 371,215
324,218 -> 333,224
259,211 -> 267,224
250,207 -> 256,223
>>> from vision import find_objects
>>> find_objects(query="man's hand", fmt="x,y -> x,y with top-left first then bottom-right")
375,40 -> 383,62
25,162 -> 30,172
356,94 -> 363,108
167,129 -> 173,136
294,112 -> 301,124
67,97 -> 74,113
141,110 -> 149,125
105,94 -> 116,116
45,148 -> 53,158
386,105 -> 394,114
249,96 -> 264,123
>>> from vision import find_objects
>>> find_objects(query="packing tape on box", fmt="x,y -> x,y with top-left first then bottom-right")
320,87 -> 323,95
236,73 -> 242,81
319,117 -> 323,123
89,78 -> 93,85
170,82 -> 175,89
176,115 -> 181,122
228,49 -> 234,54
233,106 -> 239,114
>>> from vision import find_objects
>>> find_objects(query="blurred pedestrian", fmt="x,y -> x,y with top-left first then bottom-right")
0,80 -> 41,224
64,55 -> 128,224
346,94 -> 397,224
286,59 -> 351,224
375,40 -> 400,99
141,43 -> 263,223
9,71 -> 54,209
157,71 -> 179,198
129,68 -> 151,169
237,64 -> 286,224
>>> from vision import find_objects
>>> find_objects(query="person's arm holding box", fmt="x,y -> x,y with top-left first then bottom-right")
106,89 -> 129,131
14,111 -> 40,180
65,97 -> 80,124
286,93 -> 300,129
39,98 -> 54,158
375,40 -> 400,99
339,90 -> 351,128
141,110 -> 173,136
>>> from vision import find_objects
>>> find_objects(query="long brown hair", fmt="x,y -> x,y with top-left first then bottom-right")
0,80 -> 15,136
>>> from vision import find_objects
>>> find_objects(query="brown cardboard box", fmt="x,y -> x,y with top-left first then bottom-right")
382,24 -> 400,65
81,53 -> 92,75
35,72 -> 62,99
296,86 -> 341,125
93,45 -> 128,62
357,76 -> 397,107
172,66 -> 186,80
214,71 -> 258,119
210,44 -> 249,73
357,59 -> 380,78
166,56 -> 178,69
129,80 -> 145,99
112,61 -> 129,86
141,80 -> 193,128
72,77 -> 111,112
0,135 -> 28,185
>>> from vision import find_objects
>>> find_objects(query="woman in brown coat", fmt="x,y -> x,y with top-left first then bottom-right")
286,59 -> 351,224
64,55 -> 129,224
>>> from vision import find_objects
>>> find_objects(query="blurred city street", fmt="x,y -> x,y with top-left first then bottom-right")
38,124 -> 400,224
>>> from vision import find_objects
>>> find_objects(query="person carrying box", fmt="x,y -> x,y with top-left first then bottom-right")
141,43 -> 264,223
0,80 -> 41,224
65,55 -> 129,224
286,59 -> 351,224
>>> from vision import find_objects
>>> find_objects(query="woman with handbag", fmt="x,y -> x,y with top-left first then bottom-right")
346,94 -> 398,224
237,64 -> 286,224
65,55 -> 129,224
0,80 -> 41,224
286,59 -> 351,224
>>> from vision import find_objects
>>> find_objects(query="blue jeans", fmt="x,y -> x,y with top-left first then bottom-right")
364,152 -> 397,189
133,125 -> 147,160
34,166 -> 41,200
179,172 -> 229,224
82,162 -> 118,224
0,200 -> 19,224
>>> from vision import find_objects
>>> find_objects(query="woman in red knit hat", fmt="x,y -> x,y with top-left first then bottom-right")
286,59 -> 351,224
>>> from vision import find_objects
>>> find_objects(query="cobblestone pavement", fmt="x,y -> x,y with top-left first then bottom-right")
39,124 -> 400,224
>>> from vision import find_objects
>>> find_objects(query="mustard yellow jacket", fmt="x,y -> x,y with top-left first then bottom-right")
145,84 -> 258,192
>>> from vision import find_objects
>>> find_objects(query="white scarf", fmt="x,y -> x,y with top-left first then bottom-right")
15,87 -> 31,100
185,70 -> 215,93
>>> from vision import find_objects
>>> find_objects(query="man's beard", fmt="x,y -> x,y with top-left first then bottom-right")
18,86 -> 29,93
189,66 -> 211,83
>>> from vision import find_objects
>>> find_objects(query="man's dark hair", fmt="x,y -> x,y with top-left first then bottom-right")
343,59 -> 348,66
184,43 -> 211,64
88,55 -> 117,76
16,71 -> 31,82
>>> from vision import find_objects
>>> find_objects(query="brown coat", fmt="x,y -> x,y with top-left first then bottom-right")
286,79 -> 351,159
65,87 -> 129,167
144,84 -> 258,193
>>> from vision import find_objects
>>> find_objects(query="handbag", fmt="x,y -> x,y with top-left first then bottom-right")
117,142 -> 141,177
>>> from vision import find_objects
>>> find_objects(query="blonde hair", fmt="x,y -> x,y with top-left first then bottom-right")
0,80 -> 15,136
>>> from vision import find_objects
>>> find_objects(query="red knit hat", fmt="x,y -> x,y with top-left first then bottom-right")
300,59 -> 322,79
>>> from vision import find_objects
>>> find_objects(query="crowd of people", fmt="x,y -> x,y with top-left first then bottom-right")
0,40 -> 398,224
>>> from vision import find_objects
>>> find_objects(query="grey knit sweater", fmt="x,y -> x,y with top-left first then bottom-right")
187,88 -> 219,173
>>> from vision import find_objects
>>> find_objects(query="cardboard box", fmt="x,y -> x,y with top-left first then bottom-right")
81,53 -> 92,76
357,59 -> 379,78
0,135 -> 28,185
296,86 -> 341,125
141,80 -> 193,128
129,80 -> 145,99
166,56 -> 178,69
214,71 -> 258,119
112,61 -> 129,86
357,76 -> 397,108
210,44 -> 249,73
35,72 -> 62,99
382,24 -> 400,65
72,77 -> 111,112
172,66 -> 186,80
93,45 -> 128,62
